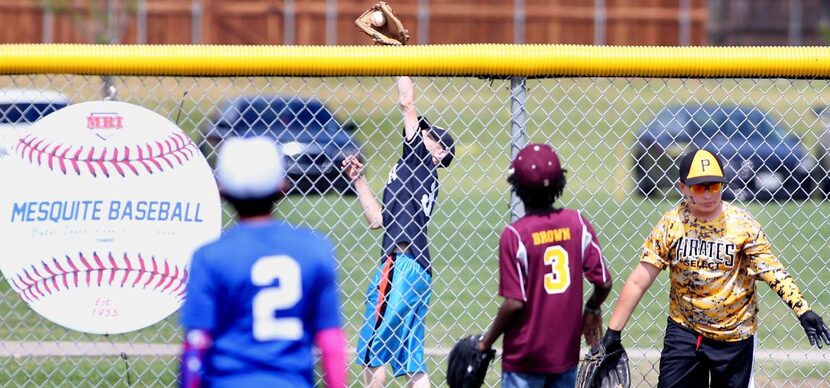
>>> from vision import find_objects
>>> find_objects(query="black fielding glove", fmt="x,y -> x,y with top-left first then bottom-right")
799,310 -> 830,349
601,328 -> 622,353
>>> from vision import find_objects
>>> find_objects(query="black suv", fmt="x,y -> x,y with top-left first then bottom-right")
199,96 -> 361,195
633,105 -> 813,201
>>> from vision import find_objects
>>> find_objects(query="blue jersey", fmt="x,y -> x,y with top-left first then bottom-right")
381,130 -> 439,274
181,220 -> 342,387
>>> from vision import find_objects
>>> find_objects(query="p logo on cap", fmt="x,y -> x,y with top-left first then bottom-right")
678,149 -> 727,185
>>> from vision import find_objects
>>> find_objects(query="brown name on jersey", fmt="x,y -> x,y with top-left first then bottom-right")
532,227 -> 571,246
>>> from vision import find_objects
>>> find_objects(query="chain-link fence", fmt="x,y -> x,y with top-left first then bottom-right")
0,75 -> 829,387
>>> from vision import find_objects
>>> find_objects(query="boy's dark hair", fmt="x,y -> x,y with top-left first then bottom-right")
509,170 -> 567,209
223,191 -> 283,219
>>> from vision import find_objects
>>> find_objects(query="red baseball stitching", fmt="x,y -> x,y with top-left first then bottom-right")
9,252 -> 188,304
15,132 -> 197,177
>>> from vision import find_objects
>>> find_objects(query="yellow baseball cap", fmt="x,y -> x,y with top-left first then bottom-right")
678,149 -> 727,185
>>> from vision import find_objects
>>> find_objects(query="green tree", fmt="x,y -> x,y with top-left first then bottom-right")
40,0 -> 139,98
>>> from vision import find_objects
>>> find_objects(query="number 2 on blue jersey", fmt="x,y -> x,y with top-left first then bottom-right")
251,255 -> 303,341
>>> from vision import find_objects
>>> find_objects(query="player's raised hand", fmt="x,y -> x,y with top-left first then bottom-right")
397,76 -> 414,108
799,310 -> 830,348
342,155 -> 365,181
397,76 -> 419,140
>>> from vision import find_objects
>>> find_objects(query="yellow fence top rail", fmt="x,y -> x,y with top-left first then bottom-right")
1,44 -> 830,78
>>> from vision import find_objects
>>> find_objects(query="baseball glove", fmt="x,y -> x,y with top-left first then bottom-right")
446,335 -> 496,388
576,345 -> 631,388
355,2 -> 410,45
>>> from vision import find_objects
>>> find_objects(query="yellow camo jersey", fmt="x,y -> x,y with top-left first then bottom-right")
640,202 -> 802,341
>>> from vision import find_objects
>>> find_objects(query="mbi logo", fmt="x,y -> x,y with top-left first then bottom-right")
87,112 -> 124,129
87,112 -> 124,140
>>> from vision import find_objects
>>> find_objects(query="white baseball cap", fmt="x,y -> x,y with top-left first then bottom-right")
215,137 -> 285,199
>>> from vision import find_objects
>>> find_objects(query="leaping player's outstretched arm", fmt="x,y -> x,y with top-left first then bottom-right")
397,76 -> 419,140
342,155 -> 383,229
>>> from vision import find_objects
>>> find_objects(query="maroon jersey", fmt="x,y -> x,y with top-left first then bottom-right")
498,209 -> 611,373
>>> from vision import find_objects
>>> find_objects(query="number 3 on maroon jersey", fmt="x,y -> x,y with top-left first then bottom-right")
544,246 -> 571,294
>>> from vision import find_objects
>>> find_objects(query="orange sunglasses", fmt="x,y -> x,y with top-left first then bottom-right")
689,182 -> 724,195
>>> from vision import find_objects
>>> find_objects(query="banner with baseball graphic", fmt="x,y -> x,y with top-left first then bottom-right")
0,100 -> 222,335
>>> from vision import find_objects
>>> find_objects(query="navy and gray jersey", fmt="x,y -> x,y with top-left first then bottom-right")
381,130 -> 438,274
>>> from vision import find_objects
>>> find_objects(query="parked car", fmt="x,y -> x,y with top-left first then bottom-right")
198,95 -> 361,195
633,105 -> 813,201
812,105 -> 830,199
0,88 -> 70,158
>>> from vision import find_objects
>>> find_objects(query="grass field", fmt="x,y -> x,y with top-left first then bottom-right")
0,356 -> 827,387
1,75 -> 829,386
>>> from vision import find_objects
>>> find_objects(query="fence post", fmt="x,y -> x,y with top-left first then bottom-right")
190,0 -> 202,44
679,0 -> 691,46
326,0 -> 337,45
513,0 -> 525,44
594,0 -> 606,45
789,0 -> 803,46
42,0 -> 53,43
285,0 -> 296,45
417,0 -> 429,44
707,0 -> 728,45
510,77 -> 527,221
137,0 -> 147,45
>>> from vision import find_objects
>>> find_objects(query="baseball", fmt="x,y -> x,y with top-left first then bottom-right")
371,11 -> 386,27
0,100 -> 221,334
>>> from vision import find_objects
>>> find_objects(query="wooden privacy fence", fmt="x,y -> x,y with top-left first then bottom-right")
0,0 -> 707,46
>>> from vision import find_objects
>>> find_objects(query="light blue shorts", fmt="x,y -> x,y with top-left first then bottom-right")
502,367 -> 578,388
355,253 -> 431,376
